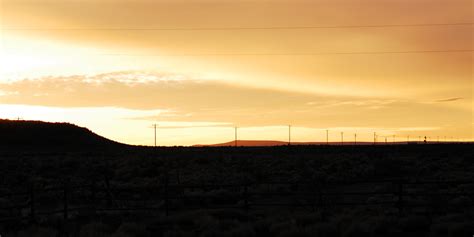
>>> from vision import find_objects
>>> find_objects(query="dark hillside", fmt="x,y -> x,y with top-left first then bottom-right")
0,120 -> 473,236
0,119 -> 124,150
0,137 -> 473,235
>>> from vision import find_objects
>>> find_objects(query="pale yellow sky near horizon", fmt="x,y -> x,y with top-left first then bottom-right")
0,0 -> 472,145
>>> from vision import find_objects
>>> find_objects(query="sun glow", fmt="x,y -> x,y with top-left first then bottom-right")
0,0 -> 472,145
0,53 -> 57,78
0,33 -> 154,81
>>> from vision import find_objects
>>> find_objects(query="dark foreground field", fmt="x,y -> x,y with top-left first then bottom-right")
0,144 -> 473,236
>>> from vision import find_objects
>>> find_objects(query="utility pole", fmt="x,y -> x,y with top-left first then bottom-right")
341,132 -> 344,145
234,127 -> 238,147
288,125 -> 291,146
152,124 -> 158,147
354,133 -> 357,145
407,135 -> 410,143
326,130 -> 329,145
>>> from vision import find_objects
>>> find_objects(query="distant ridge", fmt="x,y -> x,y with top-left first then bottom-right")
194,140 -> 289,147
193,140 -> 442,147
193,140 -> 379,147
0,119 -> 124,149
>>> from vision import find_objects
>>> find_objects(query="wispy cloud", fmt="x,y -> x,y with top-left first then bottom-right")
0,71 -> 471,129
435,97 -> 463,102
3,71 -> 314,110
306,99 -> 398,109
397,127 -> 441,132
146,121 -> 233,129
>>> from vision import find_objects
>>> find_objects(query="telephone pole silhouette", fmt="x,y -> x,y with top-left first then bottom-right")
152,124 -> 158,147
288,125 -> 291,145
373,132 -> 377,145
354,133 -> 357,145
234,127 -> 238,147
326,130 -> 329,145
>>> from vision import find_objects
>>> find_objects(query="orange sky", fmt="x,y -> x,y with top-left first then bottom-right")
0,0 -> 472,145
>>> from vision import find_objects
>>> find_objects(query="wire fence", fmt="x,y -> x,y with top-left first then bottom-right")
1,179 -> 473,224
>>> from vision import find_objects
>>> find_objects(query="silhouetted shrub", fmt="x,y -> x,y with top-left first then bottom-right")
114,222 -> 147,237
447,222 -> 473,237
80,222 -> 113,237
398,215 -> 430,232
342,222 -> 371,237
269,221 -> 295,235
277,227 -> 315,237
17,226 -> 58,237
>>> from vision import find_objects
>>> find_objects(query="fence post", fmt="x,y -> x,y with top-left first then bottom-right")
29,184 -> 35,223
91,182 -> 96,209
176,167 -> 181,185
244,182 -> 249,214
105,176 -> 112,207
397,182 -> 403,215
165,174 -> 169,217
310,182 -> 317,212
63,181 -> 68,220
319,184 -> 326,221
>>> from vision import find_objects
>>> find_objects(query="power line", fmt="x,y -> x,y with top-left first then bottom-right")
2,23 -> 472,31
95,49 -> 473,57
123,49 -> 474,56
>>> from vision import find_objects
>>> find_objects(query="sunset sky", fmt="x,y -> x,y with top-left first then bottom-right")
0,0 -> 472,145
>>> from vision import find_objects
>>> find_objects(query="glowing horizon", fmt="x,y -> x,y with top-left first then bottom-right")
1,0 -> 472,145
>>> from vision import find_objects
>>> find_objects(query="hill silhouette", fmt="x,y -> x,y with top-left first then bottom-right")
0,119 -> 124,149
